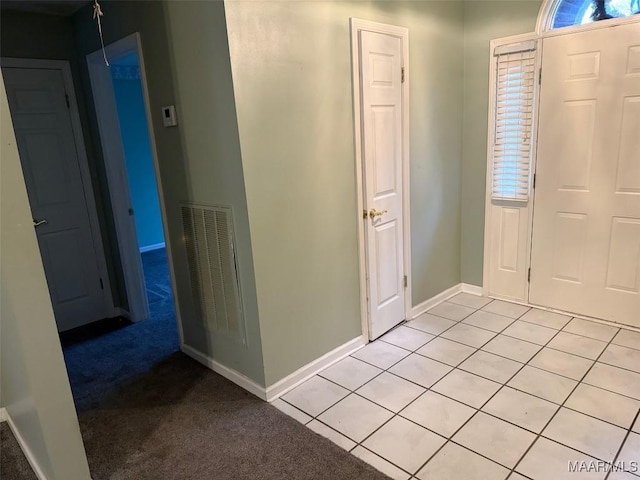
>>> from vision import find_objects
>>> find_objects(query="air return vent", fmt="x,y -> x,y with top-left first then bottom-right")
181,203 -> 246,345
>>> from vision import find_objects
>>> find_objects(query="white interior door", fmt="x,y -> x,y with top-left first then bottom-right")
87,38 -> 150,323
530,22 -> 640,326
2,66 -> 110,331
360,29 -> 406,339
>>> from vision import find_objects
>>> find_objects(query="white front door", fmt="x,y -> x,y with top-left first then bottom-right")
2,66 -> 110,331
530,22 -> 640,326
359,29 -> 406,339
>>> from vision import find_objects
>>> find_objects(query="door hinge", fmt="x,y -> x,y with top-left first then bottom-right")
538,68 -> 542,85
99,278 -> 104,290
528,268 -> 531,283
533,173 -> 536,189
128,207 -> 134,216
65,94 -> 70,108
401,67 -> 405,84
403,275 -> 408,288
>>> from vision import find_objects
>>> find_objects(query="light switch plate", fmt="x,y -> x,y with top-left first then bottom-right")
162,105 -> 177,127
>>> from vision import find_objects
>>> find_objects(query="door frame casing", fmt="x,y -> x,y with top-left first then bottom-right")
350,18 -> 412,341
0,57 -> 116,319
86,33 -> 183,342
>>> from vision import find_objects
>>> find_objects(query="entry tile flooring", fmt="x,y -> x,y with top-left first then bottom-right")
273,294 -> 640,480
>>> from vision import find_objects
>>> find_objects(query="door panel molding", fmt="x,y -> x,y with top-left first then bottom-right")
484,18 -> 640,328
0,57 -> 115,321
350,18 -> 411,341
529,23 -> 640,326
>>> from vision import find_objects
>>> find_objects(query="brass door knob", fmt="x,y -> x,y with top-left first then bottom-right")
368,208 -> 388,219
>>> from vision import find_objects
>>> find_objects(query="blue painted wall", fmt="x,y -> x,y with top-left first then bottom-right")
111,57 -> 164,250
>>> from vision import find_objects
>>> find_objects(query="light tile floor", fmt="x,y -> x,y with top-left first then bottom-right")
274,294 -> 640,480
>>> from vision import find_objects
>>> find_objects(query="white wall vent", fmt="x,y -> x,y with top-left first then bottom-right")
181,203 -> 246,345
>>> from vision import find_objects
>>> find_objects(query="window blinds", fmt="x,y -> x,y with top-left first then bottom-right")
492,41 -> 536,202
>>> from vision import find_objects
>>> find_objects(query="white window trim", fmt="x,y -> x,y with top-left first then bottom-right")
536,0 -> 640,33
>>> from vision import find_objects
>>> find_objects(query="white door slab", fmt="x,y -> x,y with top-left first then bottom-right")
2,66 -> 110,331
359,29 -> 406,339
530,23 -> 640,326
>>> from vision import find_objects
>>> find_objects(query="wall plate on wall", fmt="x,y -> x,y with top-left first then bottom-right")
161,105 -> 177,127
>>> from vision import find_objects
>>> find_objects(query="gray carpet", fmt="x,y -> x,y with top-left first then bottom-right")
2,249 -> 389,479
2,359 -> 390,480
0,423 -> 37,480
60,248 -> 180,412
78,353 -> 391,480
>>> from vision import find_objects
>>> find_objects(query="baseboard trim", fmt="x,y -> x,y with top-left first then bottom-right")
181,336 -> 367,403
410,283 -> 463,319
265,335 -> 367,402
5,412 -> 48,480
139,242 -> 165,253
0,407 -> 6,423
180,344 -> 267,400
461,283 -> 483,296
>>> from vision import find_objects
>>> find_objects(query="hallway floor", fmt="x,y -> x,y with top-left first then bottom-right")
277,293 -> 640,480
51,248 -> 384,479
61,248 -> 179,411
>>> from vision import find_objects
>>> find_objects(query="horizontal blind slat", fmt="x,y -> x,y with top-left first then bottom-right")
491,46 -> 535,203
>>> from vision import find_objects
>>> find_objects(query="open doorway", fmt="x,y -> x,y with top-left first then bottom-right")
59,33 -> 181,409
85,33 -> 180,326
109,51 -> 173,325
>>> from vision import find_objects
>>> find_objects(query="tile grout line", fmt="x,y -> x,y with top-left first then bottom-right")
281,371 -> 415,477
281,298 -> 634,479
405,303 -> 544,477
507,321 -> 626,478
604,408 -> 640,480
408,308 -> 632,476
588,357 -> 640,377
285,361 -> 636,450
406,306 -> 634,354
295,301 -> 494,478
330,299 -> 515,477
405,311 -> 620,359
404,318 -> 640,404
403,305 -> 634,476
415,297 -> 636,344
304,307 -> 595,470
298,329 -> 451,475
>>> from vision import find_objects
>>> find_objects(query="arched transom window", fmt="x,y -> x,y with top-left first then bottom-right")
552,0 -> 639,28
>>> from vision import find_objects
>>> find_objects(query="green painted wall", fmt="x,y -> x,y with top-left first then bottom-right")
1,0 -> 548,399
225,0 -> 464,385
461,0 -> 542,286
161,0 -> 265,383
71,0 -> 265,384
1,79 -> 91,480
